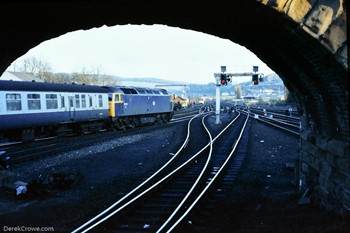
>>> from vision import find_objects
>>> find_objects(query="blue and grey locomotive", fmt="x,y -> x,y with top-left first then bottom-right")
106,86 -> 173,129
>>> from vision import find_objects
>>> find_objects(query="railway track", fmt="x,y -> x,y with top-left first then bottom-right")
72,110 -> 250,232
244,107 -> 300,136
248,106 -> 300,118
170,104 -> 213,124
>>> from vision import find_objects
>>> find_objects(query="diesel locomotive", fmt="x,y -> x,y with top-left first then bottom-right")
0,80 -> 174,142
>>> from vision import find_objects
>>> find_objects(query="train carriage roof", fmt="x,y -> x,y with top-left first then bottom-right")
0,80 -> 109,93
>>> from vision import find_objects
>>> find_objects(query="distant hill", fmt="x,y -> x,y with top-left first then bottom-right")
118,77 -> 187,88
260,73 -> 284,84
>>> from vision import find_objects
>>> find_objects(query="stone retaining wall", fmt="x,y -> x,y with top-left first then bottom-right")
300,115 -> 349,215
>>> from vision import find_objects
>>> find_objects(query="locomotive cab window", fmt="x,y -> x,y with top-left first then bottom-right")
6,93 -> 22,111
27,94 -> 41,110
46,94 -> 58,109
112,94 -> 123,103
108,93 -> 113,102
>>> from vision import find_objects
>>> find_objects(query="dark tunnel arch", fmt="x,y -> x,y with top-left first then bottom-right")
0,1 -> 347,139
0,0 -> 348,214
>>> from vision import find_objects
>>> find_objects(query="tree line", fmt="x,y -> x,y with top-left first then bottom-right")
11,57 -> 119,86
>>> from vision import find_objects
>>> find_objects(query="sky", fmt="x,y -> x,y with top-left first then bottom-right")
7,24 -> 274,84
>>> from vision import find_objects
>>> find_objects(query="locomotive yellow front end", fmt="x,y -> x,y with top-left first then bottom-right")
108,92 -> 124,118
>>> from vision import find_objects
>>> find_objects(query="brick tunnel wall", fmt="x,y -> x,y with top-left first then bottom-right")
300,117 -> 350,215
261,0 -> 349,215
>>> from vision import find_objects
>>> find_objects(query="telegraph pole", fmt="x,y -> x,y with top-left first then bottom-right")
214,66 -> 263,125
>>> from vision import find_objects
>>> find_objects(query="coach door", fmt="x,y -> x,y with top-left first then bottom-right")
68,95 -> 75,119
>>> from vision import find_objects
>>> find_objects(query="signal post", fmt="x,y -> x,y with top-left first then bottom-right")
214,66 -> 263,125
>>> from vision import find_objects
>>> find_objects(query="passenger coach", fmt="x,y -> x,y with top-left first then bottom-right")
0,80 -> 109,141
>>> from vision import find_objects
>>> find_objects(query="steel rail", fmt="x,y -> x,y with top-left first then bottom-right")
72,112 -> 210,233
243,110 -> 300,136
166,112 -> 249,232
170,111 -> 211,123
156,114 -> 214,233
259,115 -> 300,129
73,112 -> 240,233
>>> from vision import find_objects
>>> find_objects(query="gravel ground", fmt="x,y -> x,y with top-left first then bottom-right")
0,122 -> 187,232
203,119 -> 349,233
0,115 -> 348,233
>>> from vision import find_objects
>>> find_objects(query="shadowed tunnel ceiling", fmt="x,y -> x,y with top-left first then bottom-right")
0,1 -> 348,141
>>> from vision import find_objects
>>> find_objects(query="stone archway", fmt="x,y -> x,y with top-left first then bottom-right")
0,0 -> 348,215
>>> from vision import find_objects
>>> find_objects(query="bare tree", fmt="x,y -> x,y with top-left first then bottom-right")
14,57 -> 119,86
70,66 -> 90,84
89,66 -> 101,85
15,57 -> 53,81
71,65 -> 119,86
99,74 -> 119,86
51,73 -> 72,83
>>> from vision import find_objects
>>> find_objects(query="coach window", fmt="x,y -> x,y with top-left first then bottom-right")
27,94 -> 41,110
81,95 -> 86,108
46,94 -> 58,109
98,95 -> 103,107
6,93 -> 22,111
75,94 -> 80,108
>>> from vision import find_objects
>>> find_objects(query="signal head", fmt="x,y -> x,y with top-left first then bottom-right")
220,73 -> 227,85
252,74 -> 259,85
